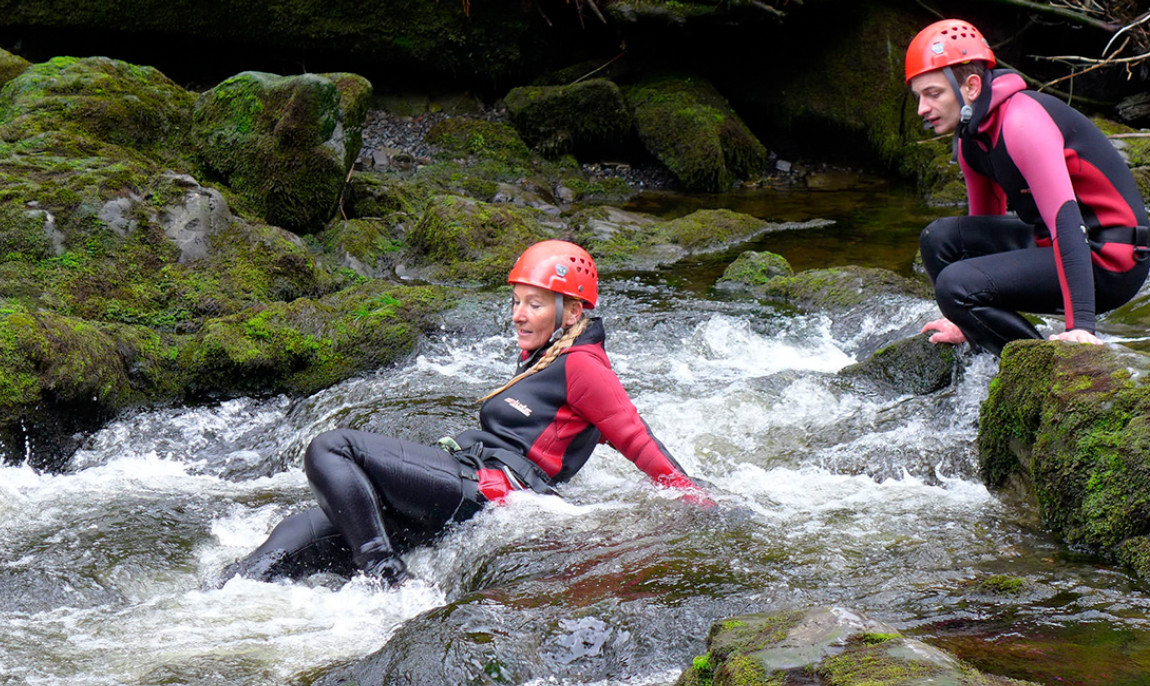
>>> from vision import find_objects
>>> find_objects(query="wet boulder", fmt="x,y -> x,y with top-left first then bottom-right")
979,340 -> 1150,578
0,48 -> 30,88
572,208 -> 826,272
0,55 -> 193,160
0,310 -> 137,469
746,264 -> 932,310
838,333 -> 961,396
192,71 -> 373,233
504,78 -> 633,159
715,250 -> 794,291
675,606 -> 1038,685
626,76 -> 769,191
721,263 -> 935,357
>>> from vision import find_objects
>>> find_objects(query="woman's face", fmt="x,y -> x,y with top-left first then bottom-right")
511,284 -> 581,352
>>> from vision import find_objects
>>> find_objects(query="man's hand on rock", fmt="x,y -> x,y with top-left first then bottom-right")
921,317 -> 966,345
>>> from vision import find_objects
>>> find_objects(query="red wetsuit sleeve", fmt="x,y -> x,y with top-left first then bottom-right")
564,349 -> 696,488
1000,95 -> 1096,331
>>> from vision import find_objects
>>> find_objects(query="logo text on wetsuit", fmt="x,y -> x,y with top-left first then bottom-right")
505,397 -> 532,416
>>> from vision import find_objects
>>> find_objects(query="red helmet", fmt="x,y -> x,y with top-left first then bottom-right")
508,240 -> 598,308
905,19 -> 996,83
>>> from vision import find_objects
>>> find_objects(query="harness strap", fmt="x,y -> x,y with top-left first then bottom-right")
453,441 -> 558,495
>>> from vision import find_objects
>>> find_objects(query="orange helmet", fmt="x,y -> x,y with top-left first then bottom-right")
905,19 -> 996,83
508,240 -> 598,308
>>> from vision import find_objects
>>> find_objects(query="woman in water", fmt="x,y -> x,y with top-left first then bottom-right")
223,240 -> 710,585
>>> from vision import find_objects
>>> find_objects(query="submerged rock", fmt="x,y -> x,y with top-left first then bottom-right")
675,606 -> 1038,685
979,340 -> 1150,578
838,333 -> 961,396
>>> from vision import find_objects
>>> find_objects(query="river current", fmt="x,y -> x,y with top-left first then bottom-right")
4,183 -> 1150,684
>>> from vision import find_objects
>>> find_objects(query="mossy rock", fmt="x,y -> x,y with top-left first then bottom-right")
627,75 -> 769,192
426,118 -> 535,168
181,281 -> 454,399
0,48 -> 31,89
574,208 -> 814,272
756,265 -> 933,312
345,172 -> 428,220
0,307 -> 147,468
978,340 -> 1150,576
715,250 -> 794,291
404,194 -> 555,285
976,574 -> 1028,596
555,175 -> 636,205
317,217 -> 405,279
0,56 -> 194,163
674,606 -> 1039,685
504,79 -> 634,159
192,71 -> 373,233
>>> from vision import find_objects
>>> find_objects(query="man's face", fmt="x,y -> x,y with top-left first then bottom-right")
910,70 -> 962,134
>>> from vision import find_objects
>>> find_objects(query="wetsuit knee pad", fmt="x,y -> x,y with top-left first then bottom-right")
933,261 -> 989,311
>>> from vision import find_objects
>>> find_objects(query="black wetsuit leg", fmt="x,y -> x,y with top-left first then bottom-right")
304,428 -> 481,571
220,507 -> 355,583
920,215 -> 1149,355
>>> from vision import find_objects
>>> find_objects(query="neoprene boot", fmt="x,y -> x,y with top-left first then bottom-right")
355,538 -> 408,587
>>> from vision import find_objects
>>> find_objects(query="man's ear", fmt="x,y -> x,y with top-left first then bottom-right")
964,73 -> 983,102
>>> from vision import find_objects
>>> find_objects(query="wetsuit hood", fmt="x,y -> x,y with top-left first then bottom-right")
965,69 -> 1027,137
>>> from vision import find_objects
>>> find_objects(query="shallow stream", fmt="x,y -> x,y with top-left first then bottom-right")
3,180 -> 1150,684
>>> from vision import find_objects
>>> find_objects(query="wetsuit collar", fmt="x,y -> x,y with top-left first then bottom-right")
964,69 -> 1027,137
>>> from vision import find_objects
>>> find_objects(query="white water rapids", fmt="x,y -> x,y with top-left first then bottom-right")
3,278 -> 1148,685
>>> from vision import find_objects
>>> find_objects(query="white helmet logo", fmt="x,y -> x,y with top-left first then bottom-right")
931,42 -> 945,55
555,264 -> 569,277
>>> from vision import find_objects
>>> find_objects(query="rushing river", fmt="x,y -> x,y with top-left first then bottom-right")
4,181 -> 1150,685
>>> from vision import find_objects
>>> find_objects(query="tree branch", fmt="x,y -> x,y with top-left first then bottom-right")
974,0 -> 1122,32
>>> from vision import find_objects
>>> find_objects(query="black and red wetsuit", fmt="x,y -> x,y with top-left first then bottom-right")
920,69 -> 1149,355
223,317 -> 702,582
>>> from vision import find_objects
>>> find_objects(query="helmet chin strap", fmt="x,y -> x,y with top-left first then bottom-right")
551,292 -> 565,341
942,66 -> 973,124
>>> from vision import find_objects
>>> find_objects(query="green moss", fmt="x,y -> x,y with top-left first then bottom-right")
558,175 -> 635,204
427,118 -> 534,167
182,281 -> 454,397
757,265 -> 932,312
627,76 -> 768,191
716,250 -> 794,287
405,194 -> 553,284
707,610 -> 804,663
504,79 -> 633,159
817,644 -> 941,685
192,71 -> 357,232
978,341 -> 1150,574
713,654 -> 768,685
0,56 -> 194,164
976,575 -> 1027,596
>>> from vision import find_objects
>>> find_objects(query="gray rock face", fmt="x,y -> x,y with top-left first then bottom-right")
157,174 -> 232,263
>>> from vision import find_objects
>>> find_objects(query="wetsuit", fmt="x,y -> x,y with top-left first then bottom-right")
920,69 -> 1149,355
222,317 -> 699,582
